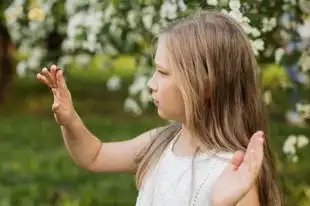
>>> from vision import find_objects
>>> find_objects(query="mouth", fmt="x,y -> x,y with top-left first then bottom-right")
151,97 -> 159,106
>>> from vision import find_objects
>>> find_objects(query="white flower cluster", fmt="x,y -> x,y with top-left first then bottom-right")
160,0 -> 187,20
5,0 -> 59,72
207,0 -> 218,6
106,75 -> 121,91
296,103 -> 310,119
63,2 -> 106,53
282,134 -> 309,162
219,0 -> 271,56
142,6 -> 160,35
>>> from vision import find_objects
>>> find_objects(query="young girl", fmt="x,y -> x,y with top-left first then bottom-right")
37,10 -> 282,206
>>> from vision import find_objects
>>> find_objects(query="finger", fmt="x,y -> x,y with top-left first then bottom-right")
56,69 -> 68,92
51,88 -> 60,112
244,131 -> 264,164
241,132 -> 264,177
50,64 -> 58,86
230,151 -> 245,170
56,70 -> 70,99
37,73 -> 53,88
42,67 -> 56,88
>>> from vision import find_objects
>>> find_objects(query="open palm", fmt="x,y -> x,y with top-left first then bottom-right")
37,64 -> 77,126
211,131 -> 264,206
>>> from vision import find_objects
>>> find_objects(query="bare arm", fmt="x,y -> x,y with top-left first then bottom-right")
62,113 -> 159,173
37,64 -> 160,173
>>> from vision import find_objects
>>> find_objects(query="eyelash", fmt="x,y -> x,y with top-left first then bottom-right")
157,69 -> 168,75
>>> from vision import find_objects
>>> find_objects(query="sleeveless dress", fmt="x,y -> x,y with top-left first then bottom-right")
135,134 -> 234,206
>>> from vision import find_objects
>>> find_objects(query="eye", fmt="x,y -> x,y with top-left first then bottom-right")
157,69 -> 168,75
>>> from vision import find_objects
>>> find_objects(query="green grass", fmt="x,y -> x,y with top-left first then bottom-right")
0,70 -> 310,205
0,115 -> 164,206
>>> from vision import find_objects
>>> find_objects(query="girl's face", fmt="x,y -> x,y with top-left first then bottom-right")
147,37 -> 185,122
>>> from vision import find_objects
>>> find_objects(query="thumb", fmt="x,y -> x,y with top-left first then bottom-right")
230,151 -> 245,171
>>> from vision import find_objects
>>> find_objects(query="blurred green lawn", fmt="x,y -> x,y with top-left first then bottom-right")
0,64 -> 310,205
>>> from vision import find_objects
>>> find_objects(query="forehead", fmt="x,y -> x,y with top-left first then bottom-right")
155,36 -> 170,68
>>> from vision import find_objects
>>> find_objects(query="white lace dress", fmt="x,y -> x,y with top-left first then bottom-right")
135,136 -> 234,206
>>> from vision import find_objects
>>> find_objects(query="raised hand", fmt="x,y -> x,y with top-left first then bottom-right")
37,65 -> 77,127
211,131 -> 264,206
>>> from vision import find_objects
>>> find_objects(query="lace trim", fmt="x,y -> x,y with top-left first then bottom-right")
169,130 -> 217,161
191,161 -> 218,206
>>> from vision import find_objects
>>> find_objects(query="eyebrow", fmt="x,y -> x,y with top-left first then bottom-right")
155,62 -> 167,70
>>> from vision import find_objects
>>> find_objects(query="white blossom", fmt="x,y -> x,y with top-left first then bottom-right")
296,103 -> 310,119
160,0 -> 178,20
62,39 -> 78,51
67,12 -> 86,38
292,155 -> 298,162
16,61 -> 27,77
297,135 -> 309,148
229,0 -> 241,11
27,47 -> 46,70
282,135 -> 297,155
124,98 -> 142,115
262,17 -> 277,32
129,76 -> 148,95
142,14 -> 153,31
102,43 -> 118,56
300,52 -> 310,72
107,75 -> 121,91
65,0 -> 88,15
242,24 -> 261,37
228,10 -> 248,24
275,48 -> 285,64
127,10 -> 137,29
207,0 -> 218,6
4,1 -> 25,24
283,134 -> 309,160
58,56 -> 73,68
75,54 -> 91,66
297,20 -> 310,39
178,0 -> 188,11
151,23 -> 160,35
250,39 -> 264,56
140,88 -> 152,107
102,3 -> 116,21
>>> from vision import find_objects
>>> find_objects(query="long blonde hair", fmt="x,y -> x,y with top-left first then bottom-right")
135,10 -> 282,206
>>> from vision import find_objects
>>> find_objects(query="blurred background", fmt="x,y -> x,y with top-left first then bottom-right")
0,0 -> 310,205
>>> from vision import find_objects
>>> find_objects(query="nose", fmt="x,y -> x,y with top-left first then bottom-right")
147,74 -> 157,92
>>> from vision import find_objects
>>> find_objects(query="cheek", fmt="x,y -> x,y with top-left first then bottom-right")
159,80 -> 184,107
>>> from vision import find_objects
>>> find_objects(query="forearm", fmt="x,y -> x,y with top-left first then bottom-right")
61,113 -> 102,170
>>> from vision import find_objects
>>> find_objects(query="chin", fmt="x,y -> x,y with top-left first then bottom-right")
157,108 -> 169,120
157,108 -> 178,122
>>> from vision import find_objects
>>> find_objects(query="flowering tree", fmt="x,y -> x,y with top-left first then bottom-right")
4,0 -> 310,145
4,0 -> 310,113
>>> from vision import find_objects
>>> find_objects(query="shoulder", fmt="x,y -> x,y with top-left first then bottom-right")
143,123 -> 182,142
134,123 -> 181,160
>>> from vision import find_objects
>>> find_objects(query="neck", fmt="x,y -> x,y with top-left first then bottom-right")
173,124 -> 209,155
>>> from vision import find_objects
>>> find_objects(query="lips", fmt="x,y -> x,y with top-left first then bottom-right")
151,97 -> 159,106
